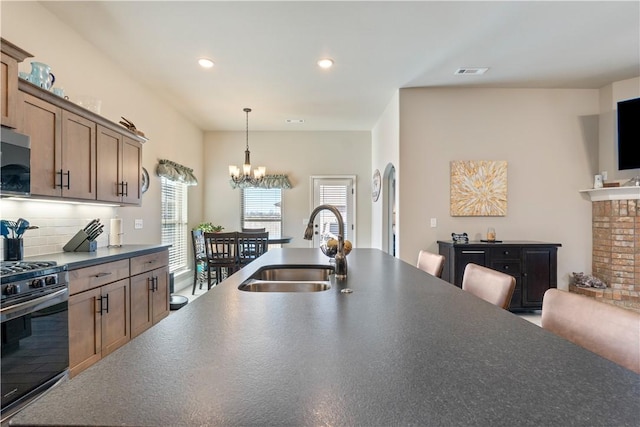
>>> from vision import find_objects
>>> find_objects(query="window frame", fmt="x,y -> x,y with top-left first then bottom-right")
240,187 -> 283,238
160,177 -> 189,274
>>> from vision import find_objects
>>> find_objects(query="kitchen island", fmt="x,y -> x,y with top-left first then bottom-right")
10,249 -> 640,426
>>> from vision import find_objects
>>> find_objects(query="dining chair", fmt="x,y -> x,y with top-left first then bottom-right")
236,231 -> 269,269
541,289 -> 640,374
203,231 -> 238,289
190,229 -> 211,295
416,250 -> 445,278
461,263 -> 516,310
242,227 -> 266,232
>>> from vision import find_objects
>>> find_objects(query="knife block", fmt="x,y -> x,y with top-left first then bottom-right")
63,230 -> 97,252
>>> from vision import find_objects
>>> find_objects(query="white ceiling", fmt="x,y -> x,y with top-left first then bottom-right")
41,1 -> 640,131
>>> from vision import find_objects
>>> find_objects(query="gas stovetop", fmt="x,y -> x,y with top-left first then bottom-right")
1,261 -> 68,306
1,261 -> 58,276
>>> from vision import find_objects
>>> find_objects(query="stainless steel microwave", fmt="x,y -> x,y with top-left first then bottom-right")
1,127 -> 31,196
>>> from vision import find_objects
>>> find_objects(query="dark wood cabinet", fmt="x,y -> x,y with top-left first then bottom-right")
437,241 -> 561,311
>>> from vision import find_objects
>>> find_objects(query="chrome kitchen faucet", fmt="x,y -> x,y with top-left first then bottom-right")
304,204 -> 347,279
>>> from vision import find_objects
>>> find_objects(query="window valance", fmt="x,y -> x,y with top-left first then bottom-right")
230,174 -> 292,190
156,159 -> 198,186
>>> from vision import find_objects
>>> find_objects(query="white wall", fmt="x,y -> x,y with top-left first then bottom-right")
371,91 -> 399,251
1,1 -> 204,254
598,76 -> 640,183
203,131 -> 372,248
398,87 -> 601,289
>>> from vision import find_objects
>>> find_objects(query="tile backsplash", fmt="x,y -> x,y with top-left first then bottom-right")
1,199 -> 117,259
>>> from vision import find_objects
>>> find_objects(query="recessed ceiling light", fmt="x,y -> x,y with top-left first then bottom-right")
454,67 -> 489,75
286,119 -> 305,124
317,58 -> 334,69
198,58 -> 215,68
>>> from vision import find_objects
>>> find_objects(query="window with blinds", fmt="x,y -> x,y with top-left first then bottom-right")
161,177 -> 188,273
241,188 -> 282,237
316,185 -> 349,240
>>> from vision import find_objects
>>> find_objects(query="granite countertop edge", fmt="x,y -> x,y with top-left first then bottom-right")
23,244 -> 170,270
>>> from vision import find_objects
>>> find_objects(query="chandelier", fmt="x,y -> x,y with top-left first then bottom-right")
229,107 -> 265,186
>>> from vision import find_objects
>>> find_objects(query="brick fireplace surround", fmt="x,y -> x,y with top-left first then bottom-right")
572,188 -> 640,312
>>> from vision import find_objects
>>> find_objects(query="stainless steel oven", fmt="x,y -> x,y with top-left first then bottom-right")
0,127 -> 31,197
0,261 -> 68,423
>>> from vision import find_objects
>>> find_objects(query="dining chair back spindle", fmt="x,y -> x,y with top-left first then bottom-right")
203,232 -> 239,289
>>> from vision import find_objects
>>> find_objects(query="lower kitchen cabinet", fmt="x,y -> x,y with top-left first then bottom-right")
130,251 -> 170,339
68,278 -> 129,378
67,249 -> 169,376
437,241 -> 561,311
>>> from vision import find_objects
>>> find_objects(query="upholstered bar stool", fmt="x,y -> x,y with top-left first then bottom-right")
416,250 -> 445,278
461,263 -> 516,310
542,289 -> 640,374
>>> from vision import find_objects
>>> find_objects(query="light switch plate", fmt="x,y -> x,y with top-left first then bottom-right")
430,218 -> 437,228
134,219 -> 143,229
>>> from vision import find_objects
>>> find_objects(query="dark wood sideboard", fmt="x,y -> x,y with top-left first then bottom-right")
437,241 -> 561,311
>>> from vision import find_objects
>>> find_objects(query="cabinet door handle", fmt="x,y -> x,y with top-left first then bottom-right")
124,181 -> 128,197
503,251 -> 510,255
97,294 -> 109,314
153,277 -> 158,292
94,272 -> 112,278
56,169 -> 70,189
503,265 -> 509,270
461,250 -> 485,254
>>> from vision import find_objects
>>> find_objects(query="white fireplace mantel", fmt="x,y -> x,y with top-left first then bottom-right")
579,186 -> 640,201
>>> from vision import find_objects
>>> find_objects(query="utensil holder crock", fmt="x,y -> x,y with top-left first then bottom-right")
4,238 -> 24,261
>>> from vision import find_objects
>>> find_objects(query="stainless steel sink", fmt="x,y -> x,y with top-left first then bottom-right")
238,281 -> 331,292
238,265 -> 334,292
249,265 -> 334,282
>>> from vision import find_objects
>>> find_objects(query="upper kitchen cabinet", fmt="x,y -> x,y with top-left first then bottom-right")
96,126 -> 142,205
20,92 -> 97,200
17,77 -> 146,204
1,38 -> 32,128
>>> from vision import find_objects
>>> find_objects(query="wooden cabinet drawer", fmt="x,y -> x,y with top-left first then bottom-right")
490,247 -> 520,260
69,259 -> 130,295
491,261 -> 521,276
130,250 -> 169,276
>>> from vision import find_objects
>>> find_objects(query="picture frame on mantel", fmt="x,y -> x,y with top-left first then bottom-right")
450,160 -> 507,216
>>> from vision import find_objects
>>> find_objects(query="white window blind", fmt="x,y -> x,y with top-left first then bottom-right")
161,177 -> 188,273
241,188 -> 282,237
317,184 -> 349,241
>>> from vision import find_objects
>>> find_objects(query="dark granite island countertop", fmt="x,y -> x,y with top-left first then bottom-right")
10,249 -> 640,426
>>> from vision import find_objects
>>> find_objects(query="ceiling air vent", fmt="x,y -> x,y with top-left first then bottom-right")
454,67 -> 489,75
286,119 -> 305,124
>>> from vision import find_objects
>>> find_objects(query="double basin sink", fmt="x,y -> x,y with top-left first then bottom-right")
238,265 -> 334,292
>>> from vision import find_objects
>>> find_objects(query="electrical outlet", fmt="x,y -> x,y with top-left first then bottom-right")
601,171 -> 608,181
134,219 -> 143,229
430,218 -> 437,228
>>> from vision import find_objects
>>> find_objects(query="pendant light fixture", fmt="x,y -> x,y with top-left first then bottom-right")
229,107 -> 265,186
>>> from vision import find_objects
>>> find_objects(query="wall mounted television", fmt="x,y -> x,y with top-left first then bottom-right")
617,97 -> 640,171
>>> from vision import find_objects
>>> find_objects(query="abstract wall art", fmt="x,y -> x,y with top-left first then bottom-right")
450,160 -> 507,216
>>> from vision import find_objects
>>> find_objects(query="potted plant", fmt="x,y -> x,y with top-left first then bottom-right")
193,222 -> 224,233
